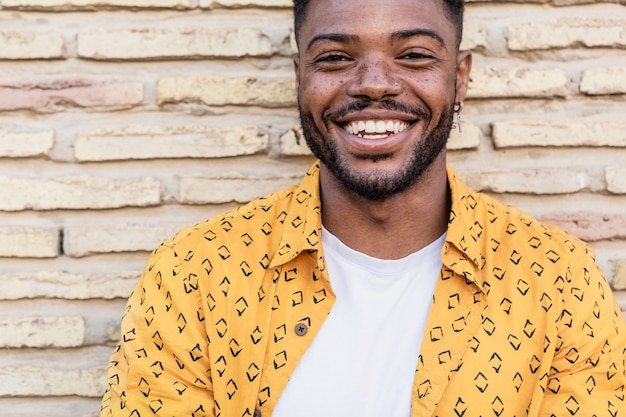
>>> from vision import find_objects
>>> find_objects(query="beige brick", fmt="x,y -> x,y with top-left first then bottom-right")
606,167 -> 626,194
0,31 -> 64,59
280,128 -> 313,157
0,176 -> 160,211
75,125 -> 268,161
179,173 -> 301,204
0,317 -> 84,348
462,168 -> 588,194
63,222 -> 185,257
290,30 -> 298,54
468,68 -> 568,98
508,18 -> 626,51
0,226 -> 59,258
0,130 -> 54,157
200,0 -> 291,7
158,76 -> 296,107
580,67 -> 626,95
615,260 -> 626,290
493,121 -> 626,148
1,0 -> 191,8
447,121 -> 481,150
78,28 -> 273,60
539,213 -> 626,242
0,366 -> 106,397
0,271 -> 140,300
460,23 -> 487,51
0,78 -> 143,112
0,397 -> 102,417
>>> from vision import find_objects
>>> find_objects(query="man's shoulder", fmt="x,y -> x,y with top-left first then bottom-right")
466,187 -> 591,259
164,182 -> 302,253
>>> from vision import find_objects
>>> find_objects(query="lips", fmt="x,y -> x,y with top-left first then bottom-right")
342,120 -> 410,139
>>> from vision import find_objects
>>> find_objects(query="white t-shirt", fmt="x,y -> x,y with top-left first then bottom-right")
272,227 -> 445,417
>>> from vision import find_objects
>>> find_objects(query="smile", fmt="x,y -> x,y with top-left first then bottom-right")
342,120 -> 409,139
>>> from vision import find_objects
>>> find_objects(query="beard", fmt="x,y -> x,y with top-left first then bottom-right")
299,99 -> 454,200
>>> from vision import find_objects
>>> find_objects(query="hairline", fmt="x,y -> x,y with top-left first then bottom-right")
293,0 -> 465,50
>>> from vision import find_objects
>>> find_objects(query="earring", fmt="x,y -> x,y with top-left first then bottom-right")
454,101 -> 464,133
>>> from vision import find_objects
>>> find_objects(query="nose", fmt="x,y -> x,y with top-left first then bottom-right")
346,57 -> 402,100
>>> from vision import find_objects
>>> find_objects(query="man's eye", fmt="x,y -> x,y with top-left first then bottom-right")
400,52 -> 433,60
315,54 -> 350,63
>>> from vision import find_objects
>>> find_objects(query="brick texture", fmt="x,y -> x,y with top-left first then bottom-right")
179,173 -> 302,204
462,168 -> 588,194
0,367 -> 106,397
1,0 -> 192,8
1,2 -> 625,415
508,18 -> 626,50
493,121 -> 626,148
0,78 -> 143,112
606,167 -> 626,193
0,271 -> 140,300
74,125 -> 268,161
0,31 -> 65,59
157,76 -> 296,107
0,176 -> 161,210
468,68 -> 569,98
77,28 -> 274,60
580,67 -> 626,95
0,130 -> 55,157
539,213 -> 626,242
200,0 -> 291,6
0,227 -> 59,258
63,222 -> 187,257
0,317 -> 84,348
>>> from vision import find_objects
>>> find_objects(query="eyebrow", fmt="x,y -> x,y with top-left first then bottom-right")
305,29 -> 447,53
390,29 -> 447,51
305,33 -> 360,52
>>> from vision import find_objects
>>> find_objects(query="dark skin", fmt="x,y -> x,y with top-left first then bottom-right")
294,0 -> 472,259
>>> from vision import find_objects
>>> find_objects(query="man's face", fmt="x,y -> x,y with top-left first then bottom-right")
294,0 -> 471,200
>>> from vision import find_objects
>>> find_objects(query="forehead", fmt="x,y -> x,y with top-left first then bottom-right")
299,0 -> 455,47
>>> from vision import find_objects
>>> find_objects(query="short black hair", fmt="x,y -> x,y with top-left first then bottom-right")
293,0 -> 465,48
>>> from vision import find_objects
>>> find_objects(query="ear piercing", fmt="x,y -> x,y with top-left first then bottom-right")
454,101 -> 464,133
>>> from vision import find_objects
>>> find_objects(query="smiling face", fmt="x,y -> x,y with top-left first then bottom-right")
294,0 -> 471,200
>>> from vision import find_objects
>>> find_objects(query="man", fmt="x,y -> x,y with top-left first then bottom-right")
100,0 -> 626,415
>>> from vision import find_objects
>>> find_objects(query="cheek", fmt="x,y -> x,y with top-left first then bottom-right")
300,74 -> 346,106
408,72 -> 456,108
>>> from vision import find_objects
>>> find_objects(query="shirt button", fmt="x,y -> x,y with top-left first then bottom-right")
254,409 -> 261,417
294,323 -> 308,336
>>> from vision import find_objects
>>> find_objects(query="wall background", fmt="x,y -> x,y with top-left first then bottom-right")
0,0 -> 624,416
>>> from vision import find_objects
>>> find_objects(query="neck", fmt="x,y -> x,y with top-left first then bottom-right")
320,155 -> 450,260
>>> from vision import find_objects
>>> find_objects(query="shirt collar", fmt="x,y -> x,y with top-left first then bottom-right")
269,162 -> 488,293
444,165 -> 488,292
269,161 -> 323,268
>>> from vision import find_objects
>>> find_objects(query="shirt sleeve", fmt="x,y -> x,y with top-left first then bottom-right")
539,245 -> 626,416
100,243 -> 215,417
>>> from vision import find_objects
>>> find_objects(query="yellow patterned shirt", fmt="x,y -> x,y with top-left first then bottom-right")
101,162 -> 626,417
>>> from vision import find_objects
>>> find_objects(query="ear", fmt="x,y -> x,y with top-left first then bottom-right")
454,50 -> 472,103
293,54 -> 301,91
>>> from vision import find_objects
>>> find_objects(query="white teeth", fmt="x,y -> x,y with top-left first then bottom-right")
343,120 -> 409,138
363,134 -> 389,139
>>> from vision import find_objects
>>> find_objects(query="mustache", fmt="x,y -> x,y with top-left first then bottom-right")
325,99 -> 430,121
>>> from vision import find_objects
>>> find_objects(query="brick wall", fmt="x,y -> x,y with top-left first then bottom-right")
0,0 -> 624,416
